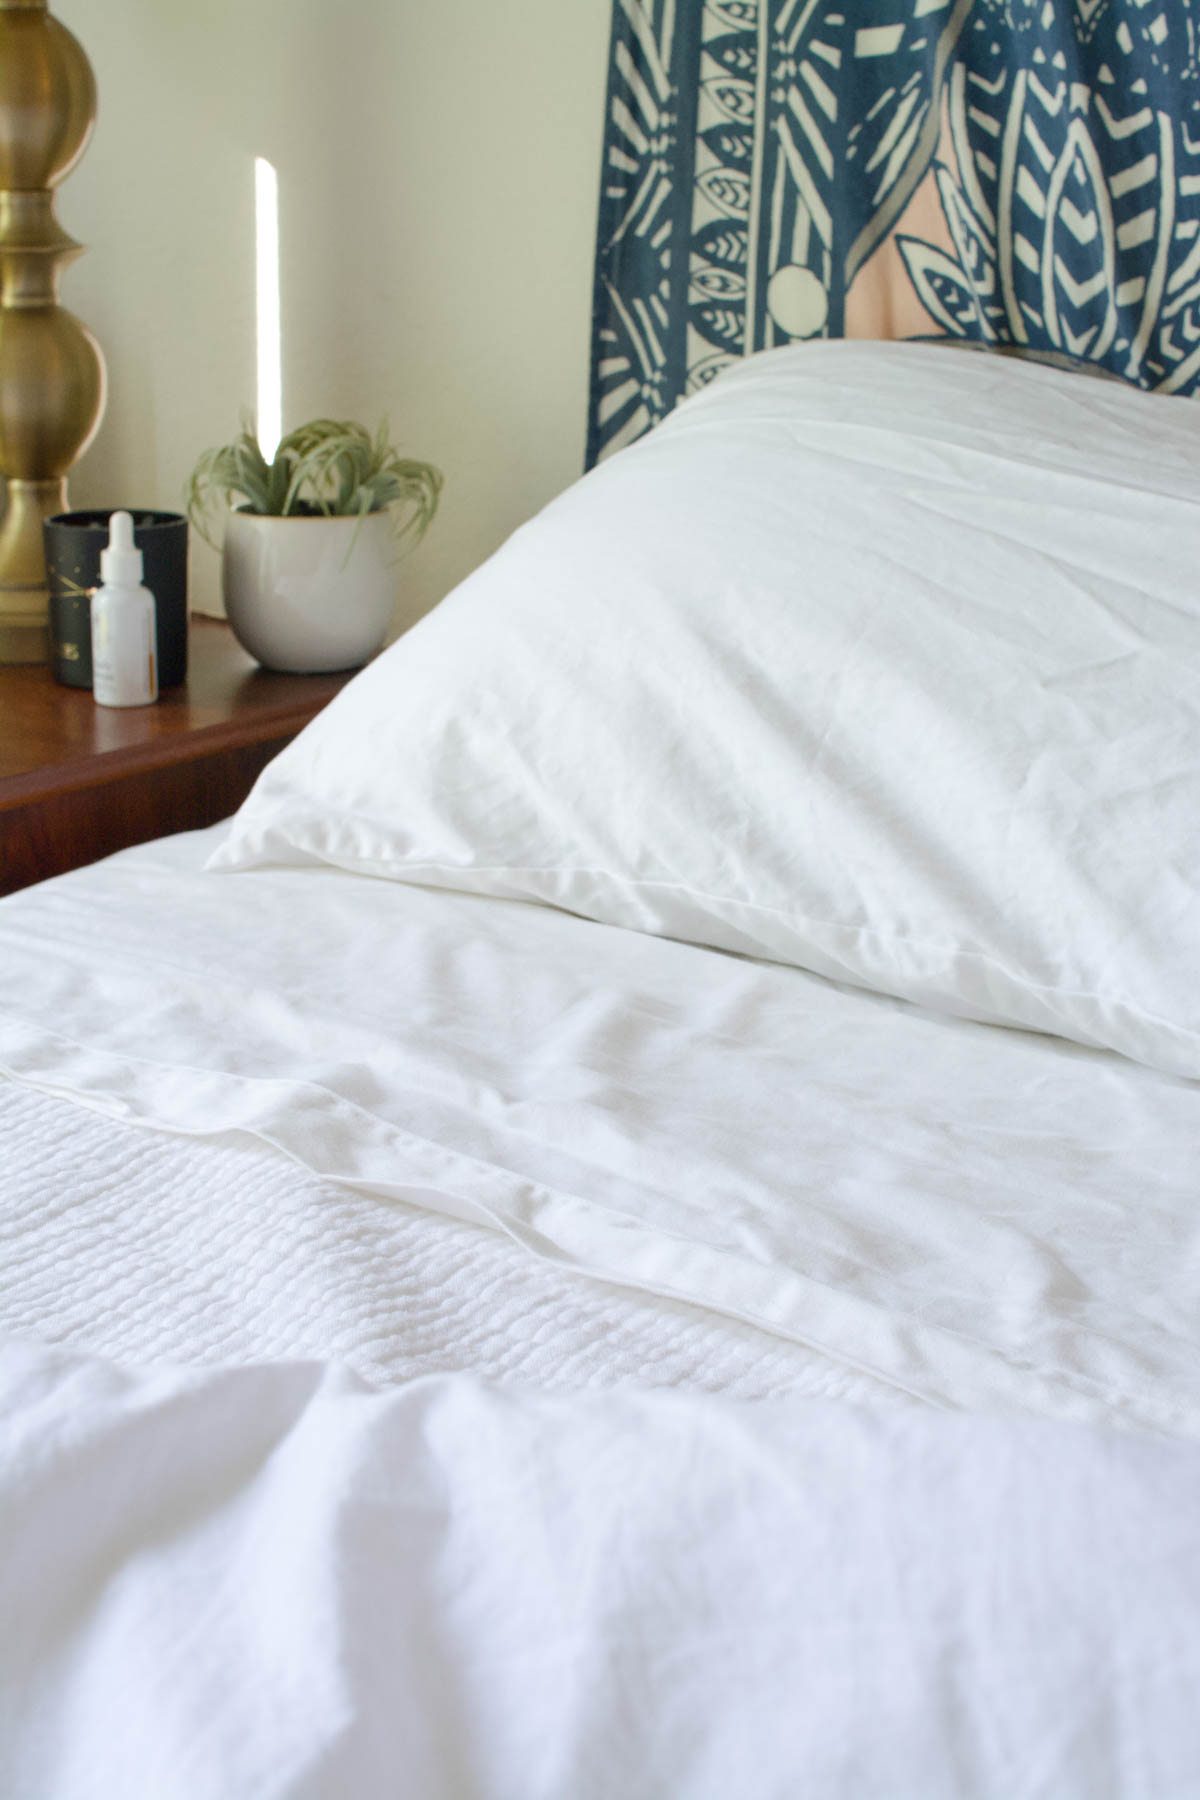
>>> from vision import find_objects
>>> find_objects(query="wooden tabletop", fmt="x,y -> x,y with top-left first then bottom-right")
0,616 -> 353,808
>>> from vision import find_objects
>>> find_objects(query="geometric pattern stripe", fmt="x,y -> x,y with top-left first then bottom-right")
586,0 -> 1200,466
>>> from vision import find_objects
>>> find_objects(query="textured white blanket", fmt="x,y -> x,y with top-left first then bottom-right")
2,1336 -> 1198,1800
0,1081 -> 872,1401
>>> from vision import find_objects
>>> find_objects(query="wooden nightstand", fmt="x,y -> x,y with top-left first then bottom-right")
0,617 -> 354,896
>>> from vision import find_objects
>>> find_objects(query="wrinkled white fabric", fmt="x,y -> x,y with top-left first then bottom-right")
0,1080 -> 883,1403
213,341 -> 1200,1077
2,1334 -> 1198,1800
1,829 -> 1197,1436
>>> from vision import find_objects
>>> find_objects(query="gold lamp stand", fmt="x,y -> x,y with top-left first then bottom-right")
0,0 -> 105,665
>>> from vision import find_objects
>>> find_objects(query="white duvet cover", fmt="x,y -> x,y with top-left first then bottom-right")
2,827 -> 1197,1437
4,1336 -> 1199,1800
2,830 -> 1200,1795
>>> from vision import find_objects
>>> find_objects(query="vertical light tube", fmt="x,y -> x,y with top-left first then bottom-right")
255,156 -> 282,462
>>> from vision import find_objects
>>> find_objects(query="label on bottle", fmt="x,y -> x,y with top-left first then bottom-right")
91,585 -> 159,708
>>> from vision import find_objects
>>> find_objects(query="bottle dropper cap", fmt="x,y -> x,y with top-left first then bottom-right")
100,511 -> 144,585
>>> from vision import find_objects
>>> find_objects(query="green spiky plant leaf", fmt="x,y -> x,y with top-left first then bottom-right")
185,416 -> 443,555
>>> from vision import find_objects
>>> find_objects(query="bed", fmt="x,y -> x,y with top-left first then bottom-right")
2,339 -> 1199,1797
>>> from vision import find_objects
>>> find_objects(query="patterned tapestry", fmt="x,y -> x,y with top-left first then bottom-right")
586,0 -> 1200,465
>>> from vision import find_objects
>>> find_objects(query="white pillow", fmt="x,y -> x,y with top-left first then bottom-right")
211,341 -> 1200,1080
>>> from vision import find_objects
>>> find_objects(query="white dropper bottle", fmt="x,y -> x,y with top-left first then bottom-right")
91,510 -> 158,708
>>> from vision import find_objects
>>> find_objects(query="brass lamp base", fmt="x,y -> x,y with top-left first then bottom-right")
0,472 -> 66,659
0,616 -> 49,664
0,1 -> 105,667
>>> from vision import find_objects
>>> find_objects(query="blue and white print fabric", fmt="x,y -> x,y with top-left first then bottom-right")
587,0 -> 1200,464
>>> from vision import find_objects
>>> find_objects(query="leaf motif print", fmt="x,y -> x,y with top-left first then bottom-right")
696,164 -> 754,216
705,31 -> 758,78
708,0 -> 758,28
702,75 -> 757,124
936,165 -> 1002,337
588,0 -> 1200,465
1041,118 -> 1118,361
693,220 -> 750,267
587,0 -> 685,465
699,124 -> 754,170
897,234 -> 985,336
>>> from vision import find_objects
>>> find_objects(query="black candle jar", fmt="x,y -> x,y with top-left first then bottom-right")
44,510 -> 189,689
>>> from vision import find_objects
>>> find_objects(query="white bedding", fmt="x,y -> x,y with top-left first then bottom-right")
2,826 -> 1198,1437
7,335 -> 1200,1791
0,1078 -> 875,1402
5,339 -> 1200,1795
3,823 -> 1199,1793
215,342 -> 1200,1080
4,1336 -> 1199,1800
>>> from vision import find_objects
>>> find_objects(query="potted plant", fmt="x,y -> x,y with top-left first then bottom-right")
186,418 -> 442,672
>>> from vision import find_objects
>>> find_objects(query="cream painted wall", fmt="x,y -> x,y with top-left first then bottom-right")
51,0 -> 612,629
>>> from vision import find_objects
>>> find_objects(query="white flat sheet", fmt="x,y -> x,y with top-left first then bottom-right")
2,826 -> 1197,1435
0,1079 -> 874,1401
4,1335 -> 1199,1800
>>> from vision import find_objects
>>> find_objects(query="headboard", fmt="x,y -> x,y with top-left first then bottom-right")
586,0 -> 1200,466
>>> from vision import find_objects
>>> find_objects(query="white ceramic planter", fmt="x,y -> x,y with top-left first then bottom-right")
222,510 -> 396,673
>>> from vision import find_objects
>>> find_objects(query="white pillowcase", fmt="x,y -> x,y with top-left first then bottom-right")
211,341 -> 1200,1080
